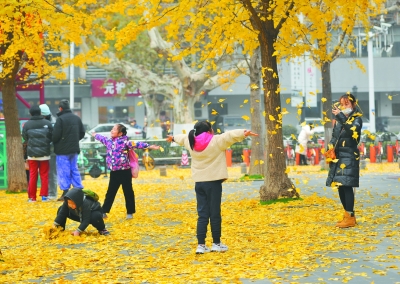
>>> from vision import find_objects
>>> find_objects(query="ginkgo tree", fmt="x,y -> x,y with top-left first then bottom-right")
0,1 -> 99,192
277,0 -> 386,144
136,0 -> 386,200
80,29 -> 247,127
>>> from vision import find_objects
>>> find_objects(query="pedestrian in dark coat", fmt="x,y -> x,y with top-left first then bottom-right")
326,93 -> 362,228
22,105 -> 53,202
52,99 -> 85,201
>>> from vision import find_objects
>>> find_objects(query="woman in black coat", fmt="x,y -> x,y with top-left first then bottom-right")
326,93 -> 362,228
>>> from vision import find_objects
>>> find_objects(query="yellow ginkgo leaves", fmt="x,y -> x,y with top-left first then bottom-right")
211,109 -> 218,115
340,163 -> 346,174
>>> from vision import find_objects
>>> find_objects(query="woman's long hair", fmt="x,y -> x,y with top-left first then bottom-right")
188,121 -> 212,150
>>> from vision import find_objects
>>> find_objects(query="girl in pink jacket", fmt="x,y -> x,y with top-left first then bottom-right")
167,120 -> 257,254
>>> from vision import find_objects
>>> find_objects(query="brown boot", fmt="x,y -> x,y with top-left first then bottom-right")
336,211 -> 357,225
336,211 -> 346,225
336,211 -> 356,228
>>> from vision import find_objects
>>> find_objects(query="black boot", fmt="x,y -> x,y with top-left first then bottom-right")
57,190 -> 68,201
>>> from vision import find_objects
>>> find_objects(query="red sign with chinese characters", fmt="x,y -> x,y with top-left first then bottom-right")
91,79 -> 141,97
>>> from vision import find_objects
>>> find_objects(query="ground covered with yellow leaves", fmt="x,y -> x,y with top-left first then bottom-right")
1,165 -> 400,283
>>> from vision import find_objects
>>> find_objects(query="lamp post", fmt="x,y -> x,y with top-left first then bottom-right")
360,16 -> 392,133
352,85 -> 358,95
367,34 -> 376,133
70,42 -> 74,110
359,31 -> 376,133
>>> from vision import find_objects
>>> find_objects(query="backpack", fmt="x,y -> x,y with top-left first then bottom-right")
82,189 -> 99,201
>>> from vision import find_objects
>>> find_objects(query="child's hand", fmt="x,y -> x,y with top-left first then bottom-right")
166,135 -> 174,143
71,230 -> 80,236
91,132 -> 96,137
244,130 -> 259,137
148,145 -> 160,150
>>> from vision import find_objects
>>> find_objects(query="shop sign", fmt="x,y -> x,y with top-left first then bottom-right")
91,79 -> 141,97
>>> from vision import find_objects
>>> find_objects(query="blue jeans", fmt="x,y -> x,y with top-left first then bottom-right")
195,180 -> 223,244
56,154 -> 83,190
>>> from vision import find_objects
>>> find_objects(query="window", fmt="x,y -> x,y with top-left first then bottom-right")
208,103 -> 228,115
194,101 -> 203,118
392,104 -> 400,116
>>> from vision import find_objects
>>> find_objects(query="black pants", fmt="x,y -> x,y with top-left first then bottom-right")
102,169 -> 135,214
300,154 -> 308,165
195,180 -> 223,245
56,207 -> 105,231
338,186 -> 355,213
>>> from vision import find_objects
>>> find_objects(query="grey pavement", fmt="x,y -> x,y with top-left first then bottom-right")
138,170 -> 400,283
234,172 -> 400,284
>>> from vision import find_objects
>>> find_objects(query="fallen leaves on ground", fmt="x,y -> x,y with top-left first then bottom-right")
0,166 -> 399,282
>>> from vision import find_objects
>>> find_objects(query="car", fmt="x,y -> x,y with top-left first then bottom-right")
87,123 -> 143,140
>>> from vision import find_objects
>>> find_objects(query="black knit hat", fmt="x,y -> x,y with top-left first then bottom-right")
59,99 -> 70,110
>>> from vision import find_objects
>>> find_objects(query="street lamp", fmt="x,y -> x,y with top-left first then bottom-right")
359,31 -> 376,133
358,16 -> 392,133
352,85 -> 358,95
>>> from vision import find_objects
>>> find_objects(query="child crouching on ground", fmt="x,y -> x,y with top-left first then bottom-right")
53,187 -> 110,236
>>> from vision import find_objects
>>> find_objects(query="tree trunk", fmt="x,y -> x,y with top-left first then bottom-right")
258,25 -> 298,201
2,77 -> 28,192
248,48 -> 265,176
321,61 -> 333,146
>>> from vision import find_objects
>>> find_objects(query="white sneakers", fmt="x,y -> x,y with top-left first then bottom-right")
211,243 -> 228,252
196,243 -> 228,254
196,245 -> 211,254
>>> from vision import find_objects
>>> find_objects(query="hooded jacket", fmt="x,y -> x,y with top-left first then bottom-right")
173,129 -> 246,182
296,124 -> 315,155
22,115 -> 53,158
326,110 -> 363,187
53,109 -> 85,155
95,134 -> 149,171
54,188 -> 101,232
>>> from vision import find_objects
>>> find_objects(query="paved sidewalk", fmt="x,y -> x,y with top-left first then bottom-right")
232,172 -> 400,283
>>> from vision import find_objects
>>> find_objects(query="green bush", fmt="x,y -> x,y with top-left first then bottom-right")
282,125 -> 297,137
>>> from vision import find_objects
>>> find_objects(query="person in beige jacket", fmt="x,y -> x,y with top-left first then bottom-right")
166,120 -> 258,254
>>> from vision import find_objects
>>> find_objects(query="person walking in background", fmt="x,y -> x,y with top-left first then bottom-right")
142,122 -> 147,139
22,140 -> 30,191
40,104 -> 58,200
159,110 -> 171,138
22,105 -> 53,202
130,119 -> 141,129
52,99 -> 85,201
166,121 -> 258,254
326,93 -> 362,228
93,123 -> 159,220
296,123 -> 314,165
